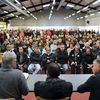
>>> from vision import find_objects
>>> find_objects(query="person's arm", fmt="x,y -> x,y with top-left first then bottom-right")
18,72 -> 29,95
77,75 -> 96,93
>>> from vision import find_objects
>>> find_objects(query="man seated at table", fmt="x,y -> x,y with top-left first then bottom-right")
34,63 -> 73,100
77,58 -> 100,100
0,51 -> 28,100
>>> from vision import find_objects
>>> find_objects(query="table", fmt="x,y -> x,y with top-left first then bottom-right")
27,74 -> 92,91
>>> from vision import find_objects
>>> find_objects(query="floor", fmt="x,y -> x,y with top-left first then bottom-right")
23,92 -> 90,100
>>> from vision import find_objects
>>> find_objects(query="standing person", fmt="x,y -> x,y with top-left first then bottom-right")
77,59 -> 100,100
69,44 -> 82,74
82,48 -> 95,74
0,51 -> 28,100
28,45 -> 41,75
34,63 -> 73,100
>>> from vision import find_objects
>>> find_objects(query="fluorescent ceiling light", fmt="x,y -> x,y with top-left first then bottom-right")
43,4 -> 50,8
22,18 -> 24,20
32,15 -> 37,20
85,15 -> 88,18
90,13 -> 95,16
19,17 -> 22,19
98,11 -> 100,13
16,15 -> 18,17
4,11 -> 8,13
69,15 -> 71,17
83,6 -> 88,10
72,13 -> 75,16
51,6 -> 54,10
50,10 -> 53,13
30,13 -> 33,16
77,18 -> 79,20
93,0 -> 100,5
64,17 -> 69,19
10,13 -> 14,16
77,10 -> 81,13
80,17 -> 83,19
15,0 -> 21,5
53,0 -> 55,4
27,11 -> 30,13
23,6 -> 26,10
67,4 -> 74,8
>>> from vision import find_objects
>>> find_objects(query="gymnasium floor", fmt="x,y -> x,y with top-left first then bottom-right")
23,92 -> 90,100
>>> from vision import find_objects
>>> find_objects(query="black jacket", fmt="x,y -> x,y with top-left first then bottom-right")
69,49 -> 82,65
56,49 -> 69,64
17,53 -> 28,65
41,53 -> 55,65
77,71 -> 100,100
34,77 -> 73,99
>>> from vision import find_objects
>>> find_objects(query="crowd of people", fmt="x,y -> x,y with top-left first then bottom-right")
0,29 -> 100,74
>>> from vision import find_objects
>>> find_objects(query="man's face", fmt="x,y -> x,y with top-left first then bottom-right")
92,61 -> 100,74
60,45 -> 65,51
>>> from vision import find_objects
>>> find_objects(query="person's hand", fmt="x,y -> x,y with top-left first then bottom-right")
87,64 -> 93,69
71,62 -> 75,65
47,60 -> 50,63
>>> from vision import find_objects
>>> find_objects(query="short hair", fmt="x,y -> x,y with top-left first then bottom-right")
94,59 -> 100,67
2,51 -> 16,68
47,63 -> 60,78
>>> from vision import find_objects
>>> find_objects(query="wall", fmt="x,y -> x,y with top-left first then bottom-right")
10,8 -> 85,27
85,12 -> 100,26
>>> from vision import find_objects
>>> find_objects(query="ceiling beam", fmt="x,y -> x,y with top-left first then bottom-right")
29,0 -> 37,11
57,0 -> 65,11
0,1 -> 52,17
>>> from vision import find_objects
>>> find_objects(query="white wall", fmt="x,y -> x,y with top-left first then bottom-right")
85,12 -> 100,26
10,8 -> 85,27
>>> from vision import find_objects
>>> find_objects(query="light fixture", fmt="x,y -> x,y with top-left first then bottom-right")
90,13 -> 95,16
77,10 -> 81,13
32,15 -> 37,20
27,11 -> 30,13
51,6 -> 54,10
15,0 -> 21,5
10,13 -> 14,16
50,10 -> 53,13
83,6 -> 88,10
80,17 -> 83,19
67,4 -> 74,8
16,15 -> 18,17
85,15 -> 88,18
4,11 -> 8,13
53,0 -> 56,5
22,6 -> 27,10
22,18 -> 24,20
72,13 -> 75,16
69,15 -> 71,17
43,4 -> 50,8
19,17 -> 22,19
77,18 -> 79,20
98,11 -> 100,13
93,0 -> 100,5
30,13 -> 33,16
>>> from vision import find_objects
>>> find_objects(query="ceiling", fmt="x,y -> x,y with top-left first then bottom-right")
0,0 -> 100,22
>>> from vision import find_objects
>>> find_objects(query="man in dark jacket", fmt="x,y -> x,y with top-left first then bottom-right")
34,63 -> 73,100
69,43 -> 82,74
28,45 -> 41,74
55,43 -> 69,73
82,48 -> 95,74
77,58 -> 100,100
41,47 -> 55,73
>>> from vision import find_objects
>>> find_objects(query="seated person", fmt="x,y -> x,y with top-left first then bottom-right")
55,43 -> 69,74
77,59 -> 100,100
28,45 -> 41,74
17,46 -> 29,72
34,63 -> 73,100
41,46 -> 55,73
0,51 -> 28,100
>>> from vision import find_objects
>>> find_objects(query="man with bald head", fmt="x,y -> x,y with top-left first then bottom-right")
77,59 -> 100,100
